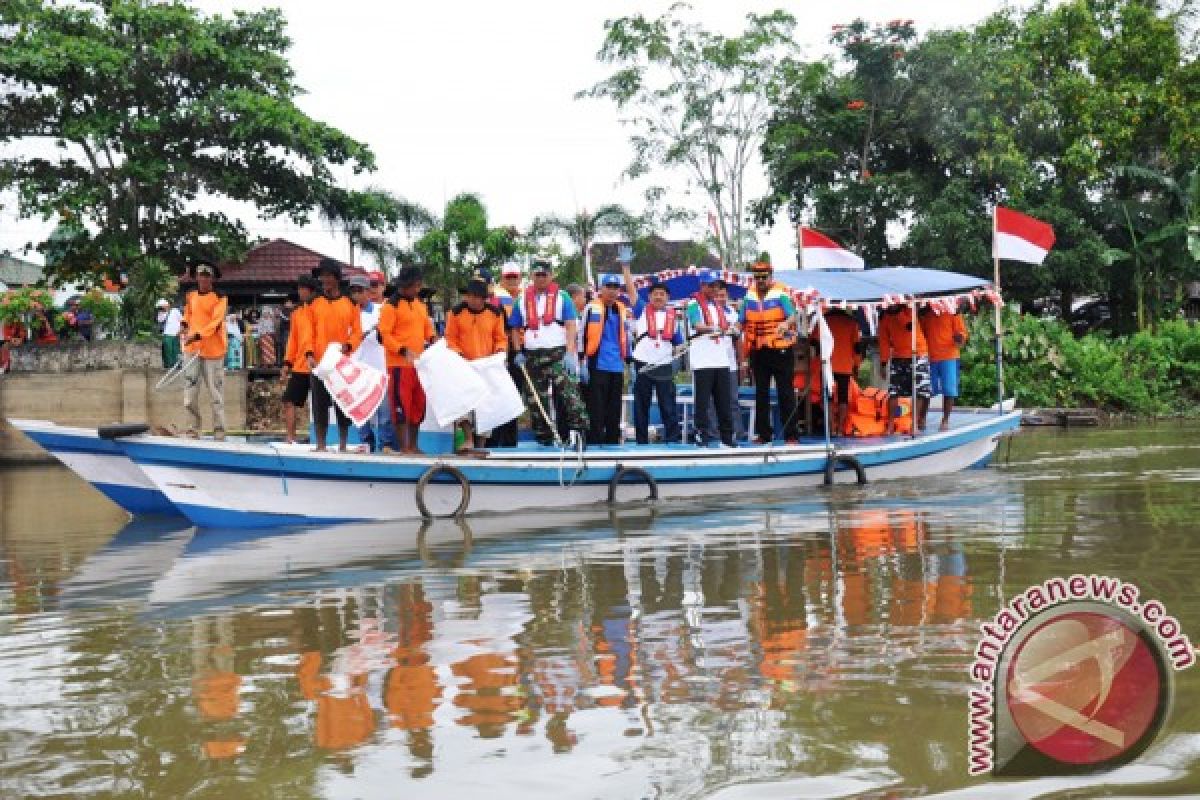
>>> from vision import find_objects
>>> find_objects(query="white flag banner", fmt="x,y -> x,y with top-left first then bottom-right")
469,352 -> 525,434
414,340 -> 488,427
815,312 -> 836,397
314,344 -> 389,426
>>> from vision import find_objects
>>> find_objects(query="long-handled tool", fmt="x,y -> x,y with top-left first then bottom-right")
518,361 -> 564,448
154,352 -> 199,391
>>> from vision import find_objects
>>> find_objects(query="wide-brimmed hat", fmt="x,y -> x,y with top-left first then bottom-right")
316,258 -> 343,279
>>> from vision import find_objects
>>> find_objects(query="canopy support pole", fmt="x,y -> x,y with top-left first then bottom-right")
910,296 -> 918,440
993,254 -> 1004,416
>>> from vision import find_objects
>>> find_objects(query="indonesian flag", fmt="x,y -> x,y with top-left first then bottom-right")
798,227 -> 865,270
993,207 -> 1055,265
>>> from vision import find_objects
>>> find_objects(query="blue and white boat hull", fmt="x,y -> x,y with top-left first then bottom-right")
8,419 -> 178,515
116,410 -> 1021,528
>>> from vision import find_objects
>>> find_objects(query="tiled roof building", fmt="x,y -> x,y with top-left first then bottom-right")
590,235 -> 720,275
182,239 -> 368,306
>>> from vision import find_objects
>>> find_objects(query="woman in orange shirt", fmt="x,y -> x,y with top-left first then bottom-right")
379,267 -> 436,454
445,279 -> 507,452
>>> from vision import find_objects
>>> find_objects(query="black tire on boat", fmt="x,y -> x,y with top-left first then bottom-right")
415,464 -> 471,519
608,465 -> 658,505
824,454 -> 868,486
97,423 -> 151,440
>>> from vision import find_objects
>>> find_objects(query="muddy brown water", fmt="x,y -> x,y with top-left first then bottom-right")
1,424 -> 1198,798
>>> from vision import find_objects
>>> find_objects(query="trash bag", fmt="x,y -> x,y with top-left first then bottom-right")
314,344 -> 389,426
469,352 -> 524,434
414,340 -> 488,427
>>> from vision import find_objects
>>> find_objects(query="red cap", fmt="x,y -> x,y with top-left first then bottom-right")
367,270 -> 386,285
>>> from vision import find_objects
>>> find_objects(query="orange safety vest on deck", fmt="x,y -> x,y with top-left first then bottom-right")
741,284 -> 797,352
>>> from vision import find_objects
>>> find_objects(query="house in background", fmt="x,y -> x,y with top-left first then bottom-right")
180,239 -> 368,308
590,234 -> 720,276
0,253 -> 46,290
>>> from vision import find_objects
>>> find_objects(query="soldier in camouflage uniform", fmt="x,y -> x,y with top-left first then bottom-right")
509,262 -> 589,446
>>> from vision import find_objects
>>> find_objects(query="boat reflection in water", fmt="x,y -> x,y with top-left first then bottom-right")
54,486 -> 1014,798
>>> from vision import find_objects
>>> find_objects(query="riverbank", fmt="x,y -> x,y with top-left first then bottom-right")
960,315 -> 1200,416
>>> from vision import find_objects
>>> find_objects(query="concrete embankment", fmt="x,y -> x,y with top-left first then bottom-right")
1,342 -> 246,463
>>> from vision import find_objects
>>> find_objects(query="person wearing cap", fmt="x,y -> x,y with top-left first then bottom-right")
349,275 -> 396,452
487,265 -> 523,448
367,271 -> 387,305
181,263 -> 229,439
280,275 -> 318,444
739,261 -> 800,444
581,274 -> 632,445
306,258 -> 363,452
493,263 -> 523,321
686,270 -> 737,447
157,298 -> 184,368
379,266 -> 436,454
713,284 -> 747,442
629,280 -> 684,444
508,261 -> 588,447
445,278 -> 508,452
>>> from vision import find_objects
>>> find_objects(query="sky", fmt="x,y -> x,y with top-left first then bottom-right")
0,0 -> 1040,272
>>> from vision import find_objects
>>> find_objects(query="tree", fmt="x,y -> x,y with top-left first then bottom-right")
529,204 -> 640,286
0,0 -> 382,282
579,5 -> 799,269
413,194 -> 518,307
317,185 -> 434,271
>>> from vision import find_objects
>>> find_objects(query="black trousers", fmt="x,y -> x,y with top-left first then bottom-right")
490,364 -> 523,447
311,375 -> 351,434
750,347 -> 797,441
586,367 -> 625,445
693,368 -> 733,446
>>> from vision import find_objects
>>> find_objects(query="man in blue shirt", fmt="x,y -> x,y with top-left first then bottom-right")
582,274 -> 632,445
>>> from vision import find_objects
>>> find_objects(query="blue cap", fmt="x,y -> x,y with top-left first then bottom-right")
698,268 -> 726,286
600,273 -> 622,287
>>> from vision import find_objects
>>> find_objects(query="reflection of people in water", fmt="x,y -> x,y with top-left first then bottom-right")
450,652 -> 524,737
384,583 -> 442,772
190,617 -> 246,760
296,651 -> 376,750
750,544 -> 809,691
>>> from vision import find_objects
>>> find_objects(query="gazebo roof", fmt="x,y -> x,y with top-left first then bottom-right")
212,239 -> 368,284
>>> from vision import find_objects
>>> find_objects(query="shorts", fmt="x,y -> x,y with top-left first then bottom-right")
833,373 -> 851,405
929,359 -> 960,398
391,366 -> 426,425
282,371 -> 311,406
888,356 -> 932,399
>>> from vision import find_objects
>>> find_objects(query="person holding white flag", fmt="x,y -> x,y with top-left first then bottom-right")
445,279 -> 511,454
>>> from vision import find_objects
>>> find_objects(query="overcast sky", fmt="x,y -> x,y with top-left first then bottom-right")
0,0 -> 1039,272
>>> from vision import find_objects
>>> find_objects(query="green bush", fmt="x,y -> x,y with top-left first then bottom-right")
959,311 -> 1200,415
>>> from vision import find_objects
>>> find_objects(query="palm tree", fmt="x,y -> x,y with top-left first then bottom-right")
317,186 -> 434,268
530,205 -> 641,286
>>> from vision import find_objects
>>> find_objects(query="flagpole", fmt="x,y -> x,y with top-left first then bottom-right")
910,295 -> 918,440
993,208 -> 1004,415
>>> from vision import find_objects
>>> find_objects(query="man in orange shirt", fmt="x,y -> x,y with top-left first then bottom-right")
280,275 -> 317,444
812,309 -> 863,437
181,263 -> 229,439
379,266 -> 436,454
920,304 -> 969,431
445,279 -> 508,452
878,302 -> 931,434
305,259 -> 362,452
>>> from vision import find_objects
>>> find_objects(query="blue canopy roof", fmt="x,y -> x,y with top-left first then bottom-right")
632,271 -> 750,304
772,267 -> 992,303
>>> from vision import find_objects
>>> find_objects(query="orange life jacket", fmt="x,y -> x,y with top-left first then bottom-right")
741,284 -> 795,351
844,383 -> 912,436
584,299 -> 630,359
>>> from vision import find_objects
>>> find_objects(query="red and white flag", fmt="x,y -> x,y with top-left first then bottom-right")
798,227 -> 865,270
993,207 -> 1055,265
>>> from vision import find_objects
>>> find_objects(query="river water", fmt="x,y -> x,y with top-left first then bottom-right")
1,425 -> 1198,798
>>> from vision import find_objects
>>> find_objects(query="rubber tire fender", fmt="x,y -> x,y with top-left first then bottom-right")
824,453 -> 868,486
608,464 -> 658,504
98,423 -> 151,440
415,464 -> 471,519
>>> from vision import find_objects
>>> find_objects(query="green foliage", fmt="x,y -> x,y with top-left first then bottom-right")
959,311 -> 1200,414
77,290 -> 119,329
0,0 -> 379,282
117,257 -> 176,339
0,286 -> 57,326
413,194 -> 518,306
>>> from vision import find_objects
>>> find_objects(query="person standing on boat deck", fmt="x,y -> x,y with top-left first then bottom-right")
446,278 -> 508,452
379,266 -> 436,455
181,263 -> 229,440
629,280 -> 684,444
715,284 -> 746,442
556,283 -> 590,442
280,275 -> 317,444
812,308 -> 863,437
582,274 -> 632,445
489,263 -> 523,448
686,270 -> 736,448
508,260 -> 588,447
878,303 -> 931,435
348,275 -> 395,452
919,303 -> 968,432
157,298 -> 183,368
306,259 -> 362,452
740,262 -> 800,444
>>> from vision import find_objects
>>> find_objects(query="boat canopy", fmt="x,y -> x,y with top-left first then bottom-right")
630,265 -> 993,306
773,267 -> 992,303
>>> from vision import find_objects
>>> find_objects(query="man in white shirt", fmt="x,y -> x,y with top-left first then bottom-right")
156,298 -> 184,368
685,270 -> 737,447
508,261 -> 589,446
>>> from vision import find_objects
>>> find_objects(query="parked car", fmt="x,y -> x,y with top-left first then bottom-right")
1068,299 -> 1112,336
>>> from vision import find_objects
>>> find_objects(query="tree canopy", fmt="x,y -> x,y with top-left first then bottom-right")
0,0 -> 386,282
